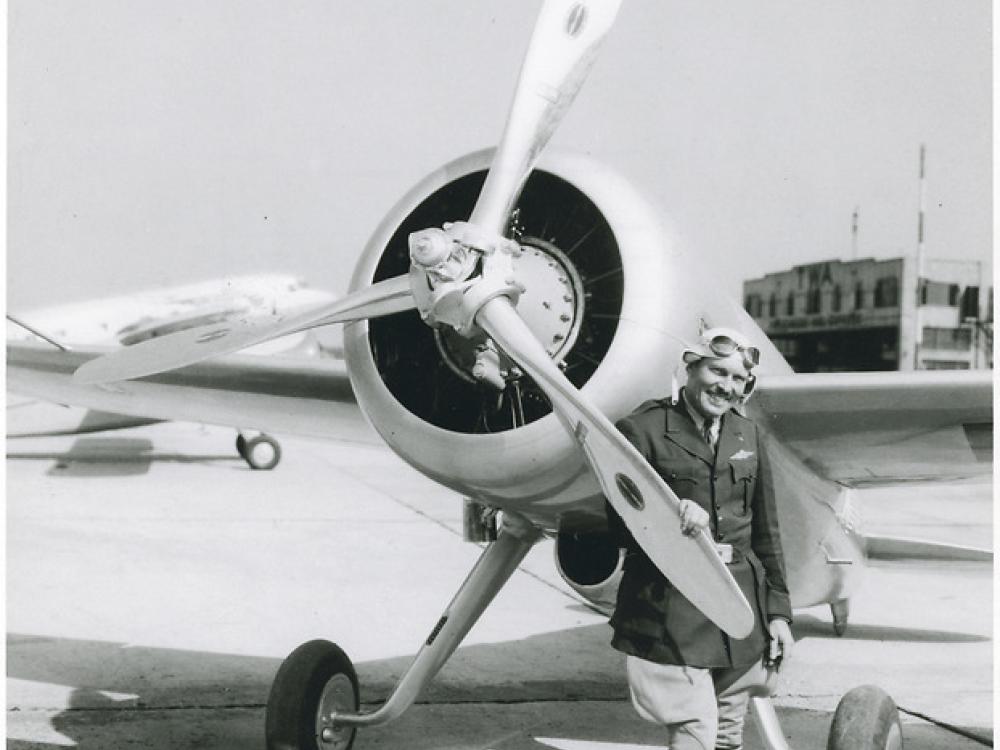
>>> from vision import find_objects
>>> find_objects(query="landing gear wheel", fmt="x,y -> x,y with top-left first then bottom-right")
827,685 -> 903,750
266,640 -> 359,750
243,434 -> 282,470
236,434 -> 248,458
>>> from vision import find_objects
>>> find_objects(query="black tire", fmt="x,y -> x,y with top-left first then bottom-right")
265,640 -> 359,750
236,434 -> 248,459
827,685 -> 903,750
245,435 -> 282,470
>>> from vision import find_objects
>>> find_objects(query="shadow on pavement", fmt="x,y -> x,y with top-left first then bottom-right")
6,436 -> 242,477
791,614 -> 991,643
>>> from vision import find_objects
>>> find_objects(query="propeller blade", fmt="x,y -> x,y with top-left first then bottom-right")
469,0 -> 623,235
476,297 -> 754,638
73,275 -> 415,384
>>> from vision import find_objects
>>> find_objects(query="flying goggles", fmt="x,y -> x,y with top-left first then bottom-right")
682,328 -> 761,368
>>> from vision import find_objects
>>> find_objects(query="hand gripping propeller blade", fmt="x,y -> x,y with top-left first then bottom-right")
476,297 -> 754,638
73,275 -> 415,384
469,0 -> 623,235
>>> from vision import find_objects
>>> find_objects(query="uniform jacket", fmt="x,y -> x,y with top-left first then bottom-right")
608,393 -> 792,669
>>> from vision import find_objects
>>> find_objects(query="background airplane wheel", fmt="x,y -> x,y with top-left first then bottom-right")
235,434 -> 248,458
244,434 -> 281,470
827,685 -> 903,750
266,639 -> 359,750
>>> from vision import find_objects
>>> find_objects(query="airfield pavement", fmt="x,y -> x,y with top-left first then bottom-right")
6,405 -> 994,749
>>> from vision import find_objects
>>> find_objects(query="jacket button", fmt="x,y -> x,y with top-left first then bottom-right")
717,533 -> 726,541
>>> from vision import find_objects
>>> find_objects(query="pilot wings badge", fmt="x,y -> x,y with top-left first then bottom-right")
730,449 -> 755,462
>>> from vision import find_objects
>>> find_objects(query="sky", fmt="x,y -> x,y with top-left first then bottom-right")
7,0 -> 992,312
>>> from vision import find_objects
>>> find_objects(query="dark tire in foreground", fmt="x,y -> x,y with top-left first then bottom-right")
827,685 -> 903,750
265,640 -> 359,750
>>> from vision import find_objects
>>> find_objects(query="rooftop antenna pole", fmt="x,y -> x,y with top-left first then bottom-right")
913,144 -> 927,370
916,144 -> 927,291
851,206 -> 859,259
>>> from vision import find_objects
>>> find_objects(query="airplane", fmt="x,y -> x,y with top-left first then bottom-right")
7,274 -> 339,469
6,1 -> 991,749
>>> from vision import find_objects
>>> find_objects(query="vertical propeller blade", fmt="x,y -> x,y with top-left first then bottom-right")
72,274 -> 415,384
469,0 -> 623,235
476,297 -> 754,638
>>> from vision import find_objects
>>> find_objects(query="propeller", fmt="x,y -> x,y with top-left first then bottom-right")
73,275 -> 414,384
72,0 -> 755,637
469,0 -> 623,235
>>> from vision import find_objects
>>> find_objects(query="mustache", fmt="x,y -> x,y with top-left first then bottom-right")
706,387 -> 737,400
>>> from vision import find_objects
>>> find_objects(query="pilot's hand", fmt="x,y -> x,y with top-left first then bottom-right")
767,618 -> 794,671
678,499 -> 709,537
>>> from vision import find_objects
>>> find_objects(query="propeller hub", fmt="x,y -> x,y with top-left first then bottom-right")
435,235 -> 584,386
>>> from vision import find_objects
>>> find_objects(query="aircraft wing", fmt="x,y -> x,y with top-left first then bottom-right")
751,369 -> 992,487
7,341 -> 378,446
7,398 -> 162,438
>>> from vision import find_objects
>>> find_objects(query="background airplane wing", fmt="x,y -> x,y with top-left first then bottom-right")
751,369 -> 992,487
7,342 -> 377,446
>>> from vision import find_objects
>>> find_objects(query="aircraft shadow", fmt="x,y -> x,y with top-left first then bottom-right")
7,626 -> 993,750
6,437 -> 240,477
791,614 -> 990,643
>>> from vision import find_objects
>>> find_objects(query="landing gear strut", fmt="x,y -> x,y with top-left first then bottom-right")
236,432 -> 282,470
264,514 -> 541,749
831,598 -> 850,637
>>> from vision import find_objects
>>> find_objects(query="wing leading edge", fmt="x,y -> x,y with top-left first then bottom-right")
750,370 -> 992,487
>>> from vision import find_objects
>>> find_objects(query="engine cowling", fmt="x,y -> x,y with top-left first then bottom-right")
554,531 -> 624,613
342,148 -> 763,530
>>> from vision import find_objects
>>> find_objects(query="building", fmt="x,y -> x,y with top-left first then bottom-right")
743,257 -> 992,372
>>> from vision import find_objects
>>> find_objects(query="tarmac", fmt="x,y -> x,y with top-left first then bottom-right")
6,404 -> 994,749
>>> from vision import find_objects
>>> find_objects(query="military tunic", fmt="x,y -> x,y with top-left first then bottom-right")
608,394 -> 792,669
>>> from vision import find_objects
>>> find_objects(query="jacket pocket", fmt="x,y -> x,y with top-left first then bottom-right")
730,461 -> 755,515
661,469 -> 699,496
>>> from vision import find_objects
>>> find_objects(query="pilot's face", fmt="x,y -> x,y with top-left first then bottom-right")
685,354 -> 751,420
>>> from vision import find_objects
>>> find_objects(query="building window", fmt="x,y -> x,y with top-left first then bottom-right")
874,278 -> 895,307
831,285 -> 842,312
960,287 -> 980,320
874,277 -> 899,308
786,292 -> 795,315
768,294 -> 777,317
922,327 -> 972,351
744,295 -> 763,317
854,283 -> 864,309
922,360 -> 971,370
806,288 -> 821,314
921,281 -> 960,306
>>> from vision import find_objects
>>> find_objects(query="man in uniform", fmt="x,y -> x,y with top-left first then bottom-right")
608,327 -> 794,750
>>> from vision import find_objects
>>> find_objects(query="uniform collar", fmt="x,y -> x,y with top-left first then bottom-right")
664,390 -> 717,466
